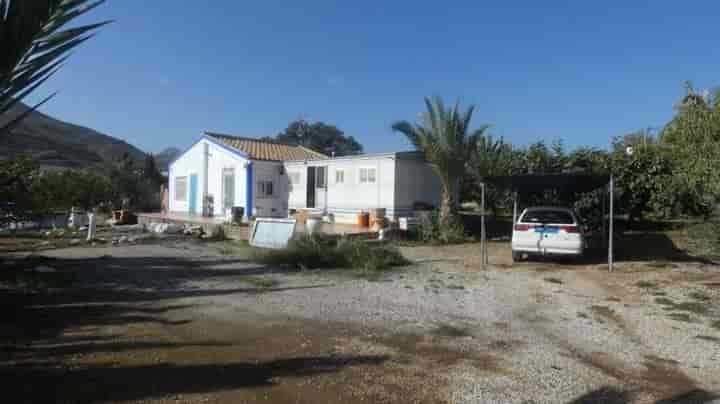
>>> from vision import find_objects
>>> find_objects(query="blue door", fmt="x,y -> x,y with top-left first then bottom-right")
189,174 -> 198,214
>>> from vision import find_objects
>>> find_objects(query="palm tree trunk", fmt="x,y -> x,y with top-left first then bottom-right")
439,183 -> 457,227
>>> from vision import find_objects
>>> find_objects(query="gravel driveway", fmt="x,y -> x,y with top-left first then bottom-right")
4,240 -> 720,403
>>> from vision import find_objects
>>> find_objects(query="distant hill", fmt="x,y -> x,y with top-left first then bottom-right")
0,103 -> 147,169
154,147 -> 182,171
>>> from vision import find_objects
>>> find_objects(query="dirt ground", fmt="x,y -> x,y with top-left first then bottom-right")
1,240 -> 719,404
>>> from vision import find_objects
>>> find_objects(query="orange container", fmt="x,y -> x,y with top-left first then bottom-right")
357,212 -> 370,227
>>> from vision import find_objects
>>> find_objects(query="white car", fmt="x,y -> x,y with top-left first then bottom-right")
511,207 -> 585,261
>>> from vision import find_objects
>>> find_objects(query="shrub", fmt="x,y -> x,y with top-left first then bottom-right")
254,234 -> 409,274
411,212 -> 466,244
684,220 -> 720,262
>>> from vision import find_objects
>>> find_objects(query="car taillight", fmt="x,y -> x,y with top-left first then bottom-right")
562,225 -> 580,233
514,224 -> 534,231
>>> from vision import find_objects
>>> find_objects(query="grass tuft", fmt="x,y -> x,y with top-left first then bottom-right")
695,335 -> 719,343
253,234 -> 409,277
247,277 -> 279,289
635,280 -> 658,289
667,312 -> 692,323
673,302 -> 708,315
688,291 -> 710,301
433,324 -> 472,338
655,297 -> 676,306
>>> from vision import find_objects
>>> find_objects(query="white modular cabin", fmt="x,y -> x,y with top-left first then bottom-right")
168,133 -> 325,219
283,152 -> 442,223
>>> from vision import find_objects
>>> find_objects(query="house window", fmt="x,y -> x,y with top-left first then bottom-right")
174,176 -> 187,201
289,172 -> 301,184
335,169 -> 345,184
359,168 -> 377,184
316,166 -> 327,188
222,168 -> 235,211
258,181 -> 274,197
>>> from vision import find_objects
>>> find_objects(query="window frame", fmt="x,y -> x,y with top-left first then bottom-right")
315,166 -> 327,188
335,169 -> 345,184
358,167 -> 377,184
174,176 -> 188,202
258,180 -> 274,198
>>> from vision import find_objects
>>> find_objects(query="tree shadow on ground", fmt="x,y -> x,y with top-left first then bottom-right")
0,249 -> 362,403
0,252 -> 334,352
509,231 -> 707,267
566,387 -> 718,404
1,355 -> 389,403
464,215 -> 712,265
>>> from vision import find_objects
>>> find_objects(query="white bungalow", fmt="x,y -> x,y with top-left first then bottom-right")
168,132 -> 442,223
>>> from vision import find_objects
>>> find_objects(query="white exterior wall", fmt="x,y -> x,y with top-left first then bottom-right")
393,157 -> 443,214
168,138 -> 248,216
285,155 -> 398,223
252,160 -> 288,218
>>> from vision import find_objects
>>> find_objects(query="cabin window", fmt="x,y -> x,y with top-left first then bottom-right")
174,177 -> 187,201
258,181 -> 274,197
359,168 -> 377,184
315,166 -> 327,188
335,169 -> 345,184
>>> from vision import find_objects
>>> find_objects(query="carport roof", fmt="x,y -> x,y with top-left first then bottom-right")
489,173 -> 610,193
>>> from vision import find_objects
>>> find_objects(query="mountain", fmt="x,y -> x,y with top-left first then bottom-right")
0,103 -> 146,169
154,147 -> 182,171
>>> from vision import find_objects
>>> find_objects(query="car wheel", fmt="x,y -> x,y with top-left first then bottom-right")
512,251 -> 523,262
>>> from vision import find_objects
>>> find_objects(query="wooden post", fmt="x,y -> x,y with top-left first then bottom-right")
609,175 -> 614,272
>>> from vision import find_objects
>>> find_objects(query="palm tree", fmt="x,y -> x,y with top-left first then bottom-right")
392,96 -> 491,226
1,0 -> 110,135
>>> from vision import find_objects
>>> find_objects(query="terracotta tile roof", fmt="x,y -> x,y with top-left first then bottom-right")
205,132 -> 327,162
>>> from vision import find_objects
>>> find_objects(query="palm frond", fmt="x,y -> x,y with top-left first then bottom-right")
392,96 -> 492,219
0,0 -> 110,135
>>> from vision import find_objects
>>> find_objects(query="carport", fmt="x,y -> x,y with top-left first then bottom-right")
478,173 -> 616,271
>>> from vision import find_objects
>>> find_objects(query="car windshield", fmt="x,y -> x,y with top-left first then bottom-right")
521,210 -> 574,224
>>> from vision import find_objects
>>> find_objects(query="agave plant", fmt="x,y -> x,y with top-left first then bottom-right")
0,0 -> 110,135
392,96 -> 491,226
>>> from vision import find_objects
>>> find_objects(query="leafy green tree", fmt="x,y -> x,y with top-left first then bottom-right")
0,157 -> 39,208
610,142 -> 678,222
392,96 -> 491,226
143,154 -> 163,186
31,169 -> 112,211
660,83 -> 720,216
269,120 -> 363,157
1,0 -> 110,134
517,140 -> 566,174
464,134 -> 513,214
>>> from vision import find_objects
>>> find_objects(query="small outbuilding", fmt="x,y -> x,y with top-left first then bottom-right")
283,151 -> 441,223
168,132 -> 442,223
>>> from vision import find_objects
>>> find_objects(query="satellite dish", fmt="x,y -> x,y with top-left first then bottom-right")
626,146 -> 634,156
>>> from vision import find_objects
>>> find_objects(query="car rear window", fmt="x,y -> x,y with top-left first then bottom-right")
521,210 -> 575,224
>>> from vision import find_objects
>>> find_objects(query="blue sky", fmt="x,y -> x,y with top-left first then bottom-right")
28,0 -> 720,154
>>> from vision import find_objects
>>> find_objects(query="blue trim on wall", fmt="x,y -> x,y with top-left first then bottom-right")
245,163 -> 253,218
168,133 -> 250,170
